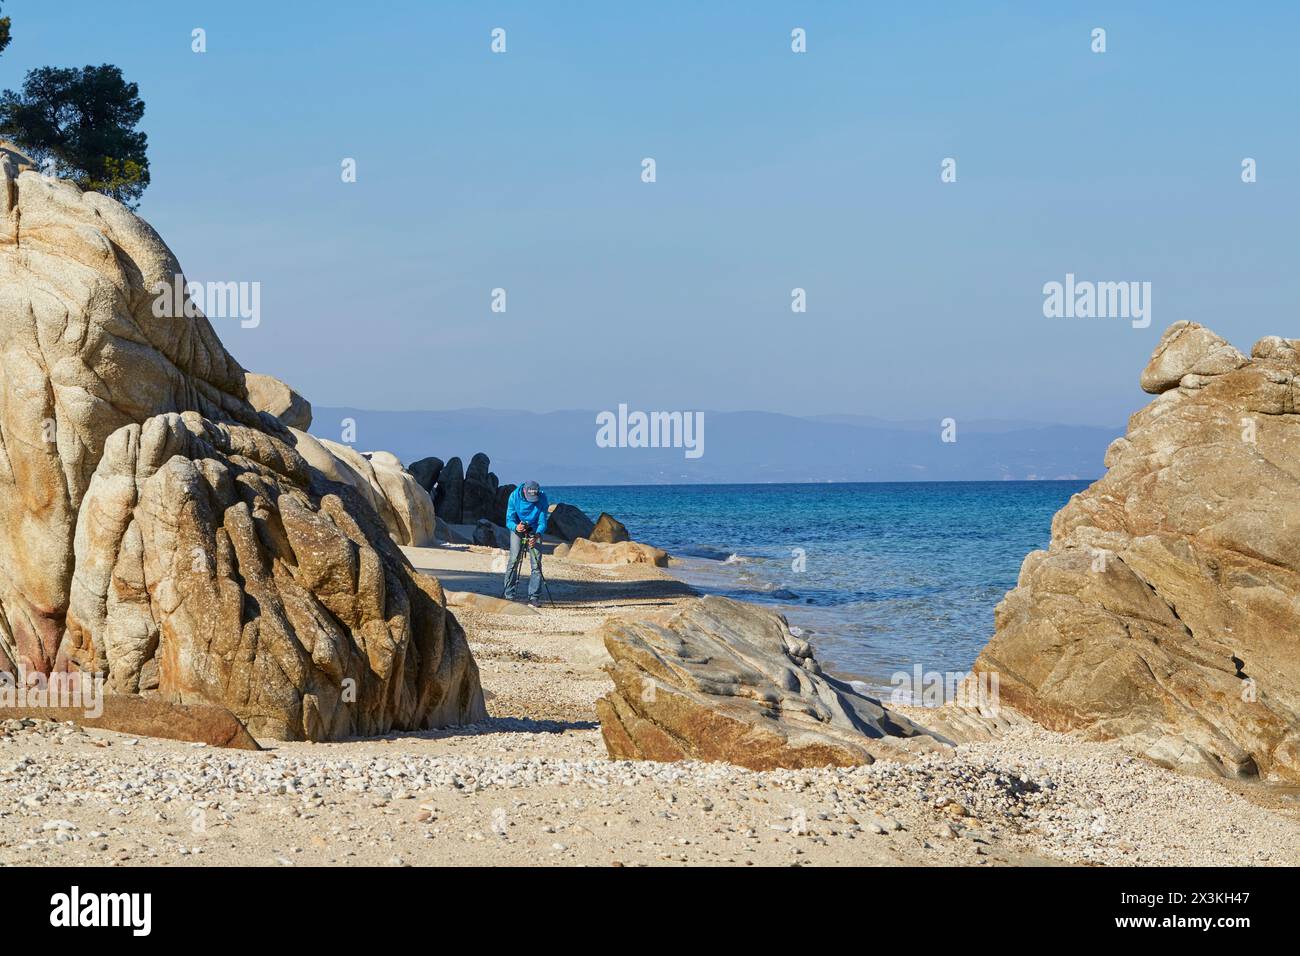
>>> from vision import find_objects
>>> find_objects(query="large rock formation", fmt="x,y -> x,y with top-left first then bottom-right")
419,451 -> 506,525
597,597 -> 946,770
0,153 -> 485,739
461,452 -> 499,524
289,433 -> 436,548
976,322 -> 1300,782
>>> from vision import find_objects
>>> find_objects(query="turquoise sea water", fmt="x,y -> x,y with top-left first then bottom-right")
549,481 -> 1087,690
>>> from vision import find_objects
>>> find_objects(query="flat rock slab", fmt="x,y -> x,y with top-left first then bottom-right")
2,696 -> 260,750
445,590 -> 540,616
555,538 -> 669,567
596,595 -> 949,770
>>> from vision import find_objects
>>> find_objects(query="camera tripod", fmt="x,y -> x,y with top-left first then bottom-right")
508,530 -> 556,608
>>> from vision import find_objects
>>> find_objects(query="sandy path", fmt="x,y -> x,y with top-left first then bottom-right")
2,543 -> 1297,867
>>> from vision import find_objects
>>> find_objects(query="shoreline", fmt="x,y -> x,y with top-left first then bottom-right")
2,542 -> 1297,867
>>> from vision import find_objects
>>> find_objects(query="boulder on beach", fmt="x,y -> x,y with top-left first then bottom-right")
4,696 -> 261,750
546,503 -> 596,541
434,456 -> 464,524
244,371 -> 313,430
473,518 -> 501,548
554,538 -> 669,567
461,452 -> 502,524
976,321 -> 1300,783
0,154 -> 485,740
596,596 -> 948,770
409,456 -> 443,493
495,483 -> 516,526
590,512 -> 630,544
435,517 -> 472,545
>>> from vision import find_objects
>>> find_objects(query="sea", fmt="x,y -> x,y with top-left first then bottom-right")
549,481 -> 1088,694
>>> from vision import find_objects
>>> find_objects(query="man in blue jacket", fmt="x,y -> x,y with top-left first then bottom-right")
503,480 -> 549,605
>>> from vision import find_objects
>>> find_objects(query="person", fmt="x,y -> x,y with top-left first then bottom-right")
503,480 -> 549,605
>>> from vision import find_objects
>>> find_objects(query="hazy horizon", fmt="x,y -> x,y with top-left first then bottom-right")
10,1 -> 1297,430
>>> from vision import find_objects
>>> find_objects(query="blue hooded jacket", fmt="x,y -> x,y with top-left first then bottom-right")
505,485 -> 550,535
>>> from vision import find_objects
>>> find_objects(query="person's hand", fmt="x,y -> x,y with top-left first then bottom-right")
516,522 -> 527,534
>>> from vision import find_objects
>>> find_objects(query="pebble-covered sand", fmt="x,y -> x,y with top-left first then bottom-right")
3,545 -> 1296,867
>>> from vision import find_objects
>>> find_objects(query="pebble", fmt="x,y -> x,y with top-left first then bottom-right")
0,718 -> 1295,867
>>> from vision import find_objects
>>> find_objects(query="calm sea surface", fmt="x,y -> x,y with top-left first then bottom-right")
549,481 -> 1086,691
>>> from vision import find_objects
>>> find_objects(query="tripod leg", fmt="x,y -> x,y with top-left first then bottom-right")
526,541 -> 556,607
504,534 -> 526,598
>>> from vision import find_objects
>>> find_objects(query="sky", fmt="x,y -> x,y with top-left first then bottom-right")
5,1 -> 1298,426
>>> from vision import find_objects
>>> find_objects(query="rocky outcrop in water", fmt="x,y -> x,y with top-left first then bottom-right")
976,322 -> 1300,782
590,512 -> 629,544
545,503 -> 595,541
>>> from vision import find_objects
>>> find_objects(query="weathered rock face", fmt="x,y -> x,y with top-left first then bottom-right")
546,503 -> 595,541
357,450 -> 437,548
0,157 -> 485,739
976,322 -> 1300,782
244,372 -> 312,430
289,433 -> 436,548
590,512 -> 630,544
597,597 -> 947,770
555,538 -> 669,567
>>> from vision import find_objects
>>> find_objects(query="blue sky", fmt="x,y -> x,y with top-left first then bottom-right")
6,1 -> 1297,425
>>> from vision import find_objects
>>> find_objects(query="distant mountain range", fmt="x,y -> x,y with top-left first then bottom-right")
310,407 -> 1119,485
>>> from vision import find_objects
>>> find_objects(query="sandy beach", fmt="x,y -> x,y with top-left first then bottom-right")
2,542 -> 1297,868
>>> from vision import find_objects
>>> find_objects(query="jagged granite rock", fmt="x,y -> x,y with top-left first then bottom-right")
0,155 -> 485,739
288,434 -> 436,547
975,322 -> 1300,782
596,597 -> 948,770
590,512 -> 630,544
